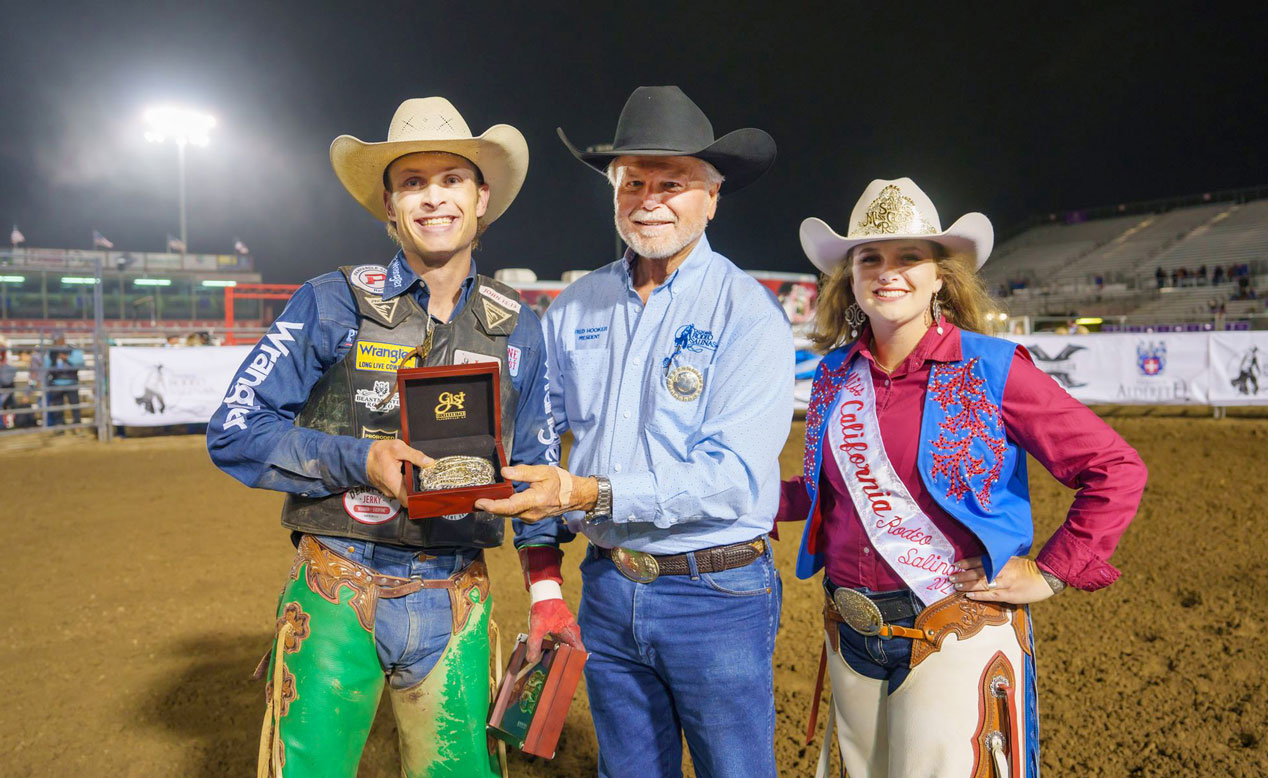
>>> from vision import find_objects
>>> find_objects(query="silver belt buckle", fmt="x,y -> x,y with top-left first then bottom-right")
611,547 -> 660,583
833,588 -> 884,636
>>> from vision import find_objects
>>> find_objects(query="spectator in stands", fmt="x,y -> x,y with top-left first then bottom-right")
1171,269 -> 1179,287
164,334 -> 183,347
45,333 -> 85,427
0,338 -> 16,428
1094,274 -> 1104,291
1155,267 -> 1166,288
1198,265 -> 1208,285
1213,265 -> 1225,285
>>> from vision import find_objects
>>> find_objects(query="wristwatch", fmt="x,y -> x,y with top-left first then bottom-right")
584,475 -> 612,524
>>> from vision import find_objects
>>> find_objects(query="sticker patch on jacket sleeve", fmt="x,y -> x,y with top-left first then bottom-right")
349,265 -> 389,294
355,341 -> 415,372
479,285 -> 521,312
507,345 -> 521,377
452,349 -> 501,368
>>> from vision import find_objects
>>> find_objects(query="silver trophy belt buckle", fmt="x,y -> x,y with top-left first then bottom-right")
833,588 -> 885,637
610,547 -> 660,584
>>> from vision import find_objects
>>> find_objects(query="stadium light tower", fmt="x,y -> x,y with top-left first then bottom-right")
144,106 -> 216,255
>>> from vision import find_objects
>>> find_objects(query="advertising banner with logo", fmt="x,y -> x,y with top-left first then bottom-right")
1208,331 -> 1268,405
109,345 -> 252,426
1006,332 -> 1233,406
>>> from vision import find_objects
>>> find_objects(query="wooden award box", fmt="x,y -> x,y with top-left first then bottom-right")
487,634 -> 588,759
397,362 -> 514,519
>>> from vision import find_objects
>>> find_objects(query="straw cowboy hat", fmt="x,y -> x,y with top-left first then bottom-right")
800,177 -> 994,274
558,86 -> 776,193
330,97 -> 529,224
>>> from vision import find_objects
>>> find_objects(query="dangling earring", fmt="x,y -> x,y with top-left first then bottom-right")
931,295 -> 944,335
845,302 -> 866,340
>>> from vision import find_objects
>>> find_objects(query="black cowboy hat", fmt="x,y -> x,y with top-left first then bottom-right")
557,86 -> 776,193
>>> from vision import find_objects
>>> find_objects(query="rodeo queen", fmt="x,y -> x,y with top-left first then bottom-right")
207,98 -> 579,778
780,178 -> 1147,777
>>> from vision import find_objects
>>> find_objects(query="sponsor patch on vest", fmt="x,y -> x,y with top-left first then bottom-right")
453,348 -> 501,368
479,285 -> 521,313
483,299 -> 512,330
365,295 -> 399,322
355,380 -> 398,412
343,487 -> 401,524
341,327 -> 358,348
507,345 -> 521,377
435,390 -> 467,421
355,340 -> 414,373
361,427 -> 396,440
349,265 -> 388,294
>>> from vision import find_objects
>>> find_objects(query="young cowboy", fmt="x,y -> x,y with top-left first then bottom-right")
478,86 -> 794,778
207,97 -> 579,778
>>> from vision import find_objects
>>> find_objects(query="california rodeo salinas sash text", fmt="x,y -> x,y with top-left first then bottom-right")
827,358 -> 959,607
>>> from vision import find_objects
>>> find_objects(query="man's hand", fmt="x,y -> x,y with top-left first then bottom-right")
950,555 -> 1057,605
365,439 -> 433,504
474,465 -> 597,523
526,599 -> 584,663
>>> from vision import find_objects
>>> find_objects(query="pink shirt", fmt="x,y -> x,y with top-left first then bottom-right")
779,321 -> 1146,592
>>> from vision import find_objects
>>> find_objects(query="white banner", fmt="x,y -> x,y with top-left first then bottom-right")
109,346 -> 251,425
1208,331 -> 1268,405
1006,331 -> 1267,406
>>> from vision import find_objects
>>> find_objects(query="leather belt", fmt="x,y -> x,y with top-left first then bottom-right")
823,582 -> 934,642
596,537 -> 767,577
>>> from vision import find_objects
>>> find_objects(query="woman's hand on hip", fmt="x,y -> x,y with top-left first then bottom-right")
950,555 -> 1056,605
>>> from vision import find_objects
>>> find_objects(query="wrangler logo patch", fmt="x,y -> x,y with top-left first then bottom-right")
355,341 -> 414,373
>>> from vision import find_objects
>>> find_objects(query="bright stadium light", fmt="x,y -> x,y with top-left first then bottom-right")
0,275 -> 25,283
200,279 -> 237,287
61,276 -> 100,284
144,105 -> 217,257
134,278 -> 173,286
143,106 -> 216,147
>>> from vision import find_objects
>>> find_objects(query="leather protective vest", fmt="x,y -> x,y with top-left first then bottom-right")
280,265 -> 522,549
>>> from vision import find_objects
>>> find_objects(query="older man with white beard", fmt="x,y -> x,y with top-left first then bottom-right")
476,86 -> 794,778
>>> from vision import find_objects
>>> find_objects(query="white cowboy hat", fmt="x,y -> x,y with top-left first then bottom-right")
330,97 -> 529,225
800,177 -> 994,274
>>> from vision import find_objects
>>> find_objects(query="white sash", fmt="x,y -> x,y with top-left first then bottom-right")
826,358 -> 959,607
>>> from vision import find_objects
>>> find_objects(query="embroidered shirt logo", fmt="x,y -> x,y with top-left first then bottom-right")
435,391 -> 467,420
507,345 -> 521,377
221,320 -> 304,431
662,323 -> 719,372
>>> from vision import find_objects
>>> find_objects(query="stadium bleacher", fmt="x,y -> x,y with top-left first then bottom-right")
985,189 -> 1268,324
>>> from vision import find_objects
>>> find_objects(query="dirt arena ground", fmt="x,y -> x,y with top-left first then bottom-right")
2,415 -> 1266,777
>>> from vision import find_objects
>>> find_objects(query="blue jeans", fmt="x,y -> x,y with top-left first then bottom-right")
578,541 -> 782,778
314,535 -> 477,688
825,578 -> 921,693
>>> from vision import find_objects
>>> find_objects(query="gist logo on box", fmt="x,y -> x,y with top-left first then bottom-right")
356,341 -> 414,373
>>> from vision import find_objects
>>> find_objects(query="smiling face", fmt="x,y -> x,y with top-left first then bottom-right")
383,151 -> 489,262
850,239 -> 944,334
611,156 -> 720,261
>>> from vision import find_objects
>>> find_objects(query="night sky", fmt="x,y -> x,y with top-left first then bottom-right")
1,1 -> 1263,283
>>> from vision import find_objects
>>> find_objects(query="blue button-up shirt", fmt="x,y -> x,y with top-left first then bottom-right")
543,234 -> 794,554
207,251 -> 562,546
